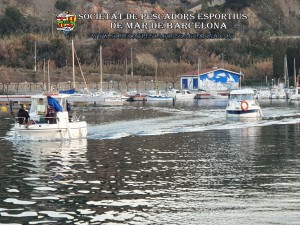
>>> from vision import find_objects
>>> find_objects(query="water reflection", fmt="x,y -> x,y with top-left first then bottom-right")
1,102 -> 300,224
12,138 -> 88,179
1,139 -> 88,224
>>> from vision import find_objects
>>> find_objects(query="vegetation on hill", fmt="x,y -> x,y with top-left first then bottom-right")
0,0 -> 300,87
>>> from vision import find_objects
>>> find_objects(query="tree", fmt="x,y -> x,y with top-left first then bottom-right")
135,63 -> 155,77
55,0 -> 72,11
0,17 -> 15,36
0,7 -> 24,36
224,0 -> 254,10
272,39 -> 285,78
286,46 -> 300,77
44,39 -> 68,68
5,7 -> 22,24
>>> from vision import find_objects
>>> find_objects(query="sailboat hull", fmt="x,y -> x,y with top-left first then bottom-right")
147,96 -> 174,101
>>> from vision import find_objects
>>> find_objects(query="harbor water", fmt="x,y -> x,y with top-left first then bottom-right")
0,99 -> 300,224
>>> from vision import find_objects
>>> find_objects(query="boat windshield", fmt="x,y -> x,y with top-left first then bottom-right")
230,94 -> 253,100
29,98 -> 47,114
29,97 -> 67,114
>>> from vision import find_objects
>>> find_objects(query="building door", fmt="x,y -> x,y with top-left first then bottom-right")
193,78 -> 198,90
182,79 -> 188,89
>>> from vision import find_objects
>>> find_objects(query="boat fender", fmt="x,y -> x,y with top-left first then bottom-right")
241,101 -> 248,111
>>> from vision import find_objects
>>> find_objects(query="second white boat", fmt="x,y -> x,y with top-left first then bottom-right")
226,89 -> 263,119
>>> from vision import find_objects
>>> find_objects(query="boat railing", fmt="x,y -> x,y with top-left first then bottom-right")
15,115 -> 58,125
15,116 -> 28,125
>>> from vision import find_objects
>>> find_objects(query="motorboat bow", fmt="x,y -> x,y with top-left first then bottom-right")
226,89 -> 263,119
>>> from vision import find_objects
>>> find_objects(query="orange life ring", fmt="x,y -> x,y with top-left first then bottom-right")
241,101 -> 248,111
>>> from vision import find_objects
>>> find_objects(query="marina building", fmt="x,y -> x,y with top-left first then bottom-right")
179,68 -> 243,91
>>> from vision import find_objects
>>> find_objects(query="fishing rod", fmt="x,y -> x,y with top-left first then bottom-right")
4,89 -> 15,119
9,100 -> 15,119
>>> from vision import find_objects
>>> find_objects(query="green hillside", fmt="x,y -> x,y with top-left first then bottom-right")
0,0 -> 300,86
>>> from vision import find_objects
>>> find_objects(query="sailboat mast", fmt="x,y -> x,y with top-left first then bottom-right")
47,59 -> 50,92
155,62 -> 158,92
74,50 -> 88,89
72,39 -> 76,89
294,58 -> 296,88
34,41 -> 37,72
131,47 -> 133,77
284,55 -> 287,88
198,57 -> 201,74
100,45 -> 103,91
43,59 -> 46,90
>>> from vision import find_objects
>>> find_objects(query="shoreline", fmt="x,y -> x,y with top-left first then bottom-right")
1,81 -> 181,95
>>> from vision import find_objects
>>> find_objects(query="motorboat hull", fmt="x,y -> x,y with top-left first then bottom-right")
13,121 -> 87,140
11,94 -> 88,140
226,109 -> 262,118
194,93 -> 211,99
126,94 -> 147,101
168,89 -> 195,100
211,92 -> 229,99
147,96 -> 174,101
290,96 -> 300,100
174,94 -> 195,100
226,89 -> 263,120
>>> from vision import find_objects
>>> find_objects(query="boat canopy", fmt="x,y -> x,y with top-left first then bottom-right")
230,89 -> 255,95
230,89 -> 255,101
59,88 -> 77,94
29,94 -> 69,114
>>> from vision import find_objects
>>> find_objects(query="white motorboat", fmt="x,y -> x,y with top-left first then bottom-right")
147,90 -> 174,101
194,89 -> 211,99
270,88 -> 278,99
12,93 -> 87,140
226,89 -> 263,119
126,91 -> 147,101
289,87 -> 300,100
257,88 -> 271,99
121,91 -> 137,101
285,88 -> 295,99
275,88 -> 287,99
270,88 -> 286,99
169,89 -> 195,100
210,91 -> 230,99
66,90 -> 123,105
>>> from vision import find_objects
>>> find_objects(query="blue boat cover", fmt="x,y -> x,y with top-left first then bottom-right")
59,88 -> 76,94
47,96 -> 63,112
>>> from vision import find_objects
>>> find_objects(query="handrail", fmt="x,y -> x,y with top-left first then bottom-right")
15,116 -> 58,124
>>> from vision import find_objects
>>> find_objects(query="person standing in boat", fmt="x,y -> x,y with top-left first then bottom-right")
17,104 -> 30,125
37,98 -> 47,115
47,96 -> 63,112
46,96 -> 63,124
67,101 -> 73,122
45,106 -> 56,124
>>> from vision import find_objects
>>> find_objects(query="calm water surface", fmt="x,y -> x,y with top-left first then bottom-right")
0,99 -> 300,224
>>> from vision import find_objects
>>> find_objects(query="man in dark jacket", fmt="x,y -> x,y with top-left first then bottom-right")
17,104 -> 30,124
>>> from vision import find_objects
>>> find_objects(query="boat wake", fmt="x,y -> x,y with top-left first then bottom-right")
88,107 -> 300,140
